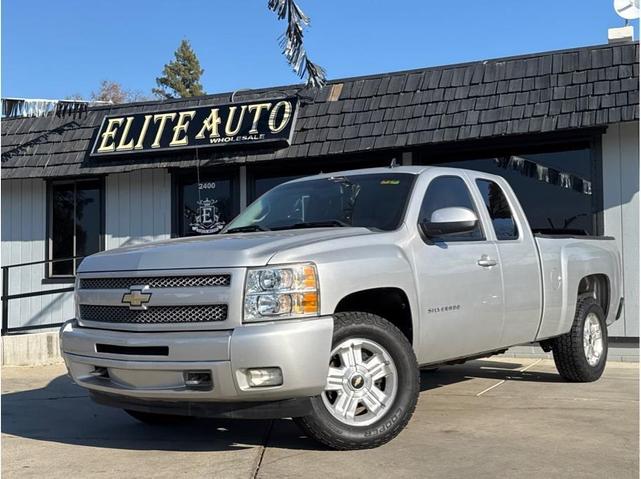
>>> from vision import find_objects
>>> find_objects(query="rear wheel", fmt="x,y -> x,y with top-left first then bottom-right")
124,409 -> 193,425
551,297 -> 608,382
295,312 -> 419,450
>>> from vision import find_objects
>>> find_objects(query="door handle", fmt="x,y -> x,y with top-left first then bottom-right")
477,255 -> 497,268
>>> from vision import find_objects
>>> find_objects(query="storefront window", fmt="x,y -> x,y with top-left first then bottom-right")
432,148 -> 596,235
176,172 -> 237,237
49,179 -> 103,277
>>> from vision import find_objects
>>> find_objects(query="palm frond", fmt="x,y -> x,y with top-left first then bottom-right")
268,0 -> 326,88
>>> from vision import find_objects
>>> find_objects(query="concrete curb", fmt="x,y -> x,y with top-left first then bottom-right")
1,331 -> 63,366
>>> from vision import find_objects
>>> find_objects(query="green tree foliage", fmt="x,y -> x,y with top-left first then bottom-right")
153,40 -> 205,99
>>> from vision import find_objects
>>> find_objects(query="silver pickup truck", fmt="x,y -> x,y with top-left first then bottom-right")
61,165 -> 623,450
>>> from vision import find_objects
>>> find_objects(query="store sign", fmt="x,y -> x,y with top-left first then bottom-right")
90,97 -> 299,157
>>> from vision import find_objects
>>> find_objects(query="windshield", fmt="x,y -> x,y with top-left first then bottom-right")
225,173 -> 415,232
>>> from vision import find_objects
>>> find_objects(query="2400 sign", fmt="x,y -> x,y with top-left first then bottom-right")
90,97 -> 298,157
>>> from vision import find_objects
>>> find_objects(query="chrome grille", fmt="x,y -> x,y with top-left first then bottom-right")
79,304 -> 228,324
80,275 -> 231,289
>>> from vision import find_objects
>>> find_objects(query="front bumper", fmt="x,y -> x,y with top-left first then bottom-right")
61,316 -> 334,407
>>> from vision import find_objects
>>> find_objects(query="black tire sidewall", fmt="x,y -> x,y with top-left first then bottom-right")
553,298 -> 609,382
306,313 -> 419,445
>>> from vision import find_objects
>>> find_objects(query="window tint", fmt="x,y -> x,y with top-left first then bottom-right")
252,174 -> 302,201
419,176 -> 483,241
227,173 -> 414,232
476,179 -> 519,240
50,180 -> 103,276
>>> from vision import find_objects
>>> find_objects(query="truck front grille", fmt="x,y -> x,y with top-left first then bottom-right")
79,304 -> 228,324
80,275 -> 231,289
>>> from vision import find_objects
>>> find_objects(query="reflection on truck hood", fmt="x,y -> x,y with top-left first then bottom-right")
78,228 -> 375,272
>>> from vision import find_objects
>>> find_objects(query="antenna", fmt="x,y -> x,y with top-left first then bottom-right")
389,158 -> 399,168
614,0 -> 640,23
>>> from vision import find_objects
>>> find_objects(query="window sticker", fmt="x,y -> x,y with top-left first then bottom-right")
380,179 -> 400,185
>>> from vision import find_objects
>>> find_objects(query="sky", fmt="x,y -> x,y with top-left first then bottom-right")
1,0 -> 637,100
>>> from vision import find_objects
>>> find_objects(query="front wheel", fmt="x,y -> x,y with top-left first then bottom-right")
551,297 -> 608,382
295,312 -> 420,450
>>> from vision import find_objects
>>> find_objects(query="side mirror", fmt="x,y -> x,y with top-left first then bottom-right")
419,207 -> 479,238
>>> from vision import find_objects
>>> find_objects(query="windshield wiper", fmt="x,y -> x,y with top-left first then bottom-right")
224,225 -> 270,234
271,220 -> 350,230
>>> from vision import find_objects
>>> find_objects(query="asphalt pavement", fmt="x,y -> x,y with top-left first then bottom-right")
2,357 -> 638,478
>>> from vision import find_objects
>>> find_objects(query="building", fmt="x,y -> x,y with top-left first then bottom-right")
1,42 -> 638,357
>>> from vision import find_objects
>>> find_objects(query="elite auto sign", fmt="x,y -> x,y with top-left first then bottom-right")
90,97 -> 299,157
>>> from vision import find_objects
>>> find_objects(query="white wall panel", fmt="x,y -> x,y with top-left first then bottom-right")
1,169 -> 172,331
105,169 -> 171,249
602,122 -> 639,337
1,179 -> 74,330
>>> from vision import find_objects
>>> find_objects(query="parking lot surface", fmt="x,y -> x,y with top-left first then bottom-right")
2,357 -> 638,479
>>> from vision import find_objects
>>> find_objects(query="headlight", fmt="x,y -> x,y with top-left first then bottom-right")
244,263 -> 319,322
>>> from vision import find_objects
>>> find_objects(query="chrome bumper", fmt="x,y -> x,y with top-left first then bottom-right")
61,316 -> 334,402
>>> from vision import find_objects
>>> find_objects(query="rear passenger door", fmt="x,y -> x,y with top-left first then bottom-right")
414,175 -> 504,363
472,176 -> 542,345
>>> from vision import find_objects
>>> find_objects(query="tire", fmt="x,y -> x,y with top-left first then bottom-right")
124,409 -> 193,425
295,312 -> 420,450
551,297 -> 608,382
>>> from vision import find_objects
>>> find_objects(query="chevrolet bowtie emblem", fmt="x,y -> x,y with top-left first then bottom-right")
122,287 -> 152,310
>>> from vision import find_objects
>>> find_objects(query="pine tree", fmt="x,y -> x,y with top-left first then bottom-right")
153,40 -> 205,99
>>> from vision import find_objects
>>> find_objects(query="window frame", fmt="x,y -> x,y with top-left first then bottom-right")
417,174 -> 487,243
45,177 -> 105,282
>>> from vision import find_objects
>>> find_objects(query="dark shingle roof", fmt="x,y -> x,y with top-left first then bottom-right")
2,42 -> 638,179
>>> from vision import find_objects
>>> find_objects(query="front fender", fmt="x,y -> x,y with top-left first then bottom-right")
268,231 -> 419,337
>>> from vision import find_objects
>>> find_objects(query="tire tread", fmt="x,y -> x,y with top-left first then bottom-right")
551,297 -> 607,383
296,312 -> 419,450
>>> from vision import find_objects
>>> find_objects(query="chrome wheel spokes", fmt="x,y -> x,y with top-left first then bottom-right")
583,313 -> 604,367
321,338 -> 398,426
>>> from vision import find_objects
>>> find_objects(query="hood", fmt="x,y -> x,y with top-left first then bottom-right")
78,228 -> 375,272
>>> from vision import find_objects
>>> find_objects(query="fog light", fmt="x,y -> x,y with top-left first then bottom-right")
246,367 -> 283,387
184,371 -> 213,390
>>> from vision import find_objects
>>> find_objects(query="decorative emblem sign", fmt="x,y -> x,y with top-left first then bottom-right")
90,97 -> 299,157
121,287 -> 152,310
191,198 -> 226,234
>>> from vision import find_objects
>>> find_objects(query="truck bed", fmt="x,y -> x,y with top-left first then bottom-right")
534,235 -> 622,341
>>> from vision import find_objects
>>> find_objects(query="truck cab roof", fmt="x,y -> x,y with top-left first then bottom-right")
284,165 -> 495,185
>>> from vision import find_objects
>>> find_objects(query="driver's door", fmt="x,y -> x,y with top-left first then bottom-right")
413,175 -> 504,363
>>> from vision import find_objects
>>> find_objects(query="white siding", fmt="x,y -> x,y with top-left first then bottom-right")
1,179 -> 74,330
105,169 -> 171,249
602,122 -> 639,337
1,169 -> 172,331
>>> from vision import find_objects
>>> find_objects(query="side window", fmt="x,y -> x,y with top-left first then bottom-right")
476,179 -> 519,240
48,179 -> 103,277
419,176 -> 484,241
